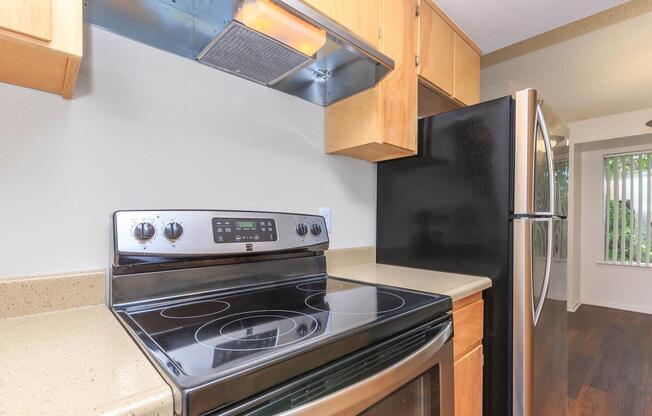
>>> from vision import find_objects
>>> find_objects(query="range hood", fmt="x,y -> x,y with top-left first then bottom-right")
83,0 -> 394,106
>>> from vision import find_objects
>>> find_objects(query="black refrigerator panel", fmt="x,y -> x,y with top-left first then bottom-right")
377,96 -> 514,416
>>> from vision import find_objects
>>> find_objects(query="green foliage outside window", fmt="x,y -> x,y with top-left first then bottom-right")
606,199 -> 652,262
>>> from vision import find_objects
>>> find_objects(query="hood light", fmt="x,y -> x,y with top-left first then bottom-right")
235,0 -> 327,56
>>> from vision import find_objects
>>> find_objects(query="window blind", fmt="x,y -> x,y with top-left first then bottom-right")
603,152 -> 652,266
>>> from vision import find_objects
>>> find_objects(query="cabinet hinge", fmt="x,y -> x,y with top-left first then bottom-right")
378,26 -> 382,40
416,3 -> 420,17
416,55 -> 420,66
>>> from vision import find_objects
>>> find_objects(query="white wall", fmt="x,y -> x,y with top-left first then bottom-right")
0,26 -> 377,279
565,108 -> 652,311
577,135 -> 652,314
569,107 -> 652,144
479,9 -> 652,123
480,81 -> 512,102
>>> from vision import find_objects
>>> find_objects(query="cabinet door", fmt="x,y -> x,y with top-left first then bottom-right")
302,0 -> 381,48
325,87 -> 383,155
0,0 -> 81,99
381,0 -> 418,153
454,345 -> 483,416
0,0 -> 52,42
324,0 -> 417,162
453,297 -> 484,360
453,32 -> 480,105
418,1 -> 454,95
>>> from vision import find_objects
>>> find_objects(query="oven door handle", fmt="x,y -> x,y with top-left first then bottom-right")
278,321 -> 454,416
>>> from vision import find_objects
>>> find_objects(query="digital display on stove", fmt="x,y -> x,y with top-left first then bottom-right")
235,221 -> 256,229
212,218 -> 277,244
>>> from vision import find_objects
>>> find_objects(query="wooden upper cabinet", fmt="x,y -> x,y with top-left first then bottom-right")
324,0 -> 418,162
302,0 -> 381,48
320,0 -> 479,161
0,0 -> 82,99
417,0 -> 480,109
418,0 -> 453,96
453,32 -> 480,105
0,0 -> 52,42
380,0 -> 417,153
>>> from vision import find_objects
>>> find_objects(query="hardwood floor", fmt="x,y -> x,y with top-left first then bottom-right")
568,305 -> 652,416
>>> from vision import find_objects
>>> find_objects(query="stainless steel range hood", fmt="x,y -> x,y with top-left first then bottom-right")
83,0 -> 394,106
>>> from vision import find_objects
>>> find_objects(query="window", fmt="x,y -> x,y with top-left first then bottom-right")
553,159 -> 569,260
603,151 -> 652,266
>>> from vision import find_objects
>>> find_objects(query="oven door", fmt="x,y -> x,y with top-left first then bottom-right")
223,319 -> 454,416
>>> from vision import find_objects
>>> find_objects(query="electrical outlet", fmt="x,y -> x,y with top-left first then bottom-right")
319,207 -> 332,233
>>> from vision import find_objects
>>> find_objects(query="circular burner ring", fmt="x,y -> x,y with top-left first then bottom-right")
195,310 -> 319,351
296,281 -> 344,291
304,291 -> 406,315
160,300 -> 230,319
219,315 -> 298,341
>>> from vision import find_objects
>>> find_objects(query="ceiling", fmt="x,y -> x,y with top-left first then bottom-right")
435,0 -> 629,53
480,8 -> 652,122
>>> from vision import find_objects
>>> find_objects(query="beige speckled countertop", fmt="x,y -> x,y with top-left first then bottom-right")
329,263 -> 492,301
0,304 -> 173,416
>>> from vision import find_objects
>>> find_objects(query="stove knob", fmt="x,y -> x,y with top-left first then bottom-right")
164,222 -> 184,240
133,222 -> 155,241
310,223 -> 322,235
296,223 -> 308,236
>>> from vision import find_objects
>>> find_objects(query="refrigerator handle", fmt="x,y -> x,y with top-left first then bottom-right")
536,102 -> 555,216
533,219 -> 553,326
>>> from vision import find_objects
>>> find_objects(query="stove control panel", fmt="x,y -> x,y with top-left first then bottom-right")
212,218 -> 277,243
113,210 -> 328,257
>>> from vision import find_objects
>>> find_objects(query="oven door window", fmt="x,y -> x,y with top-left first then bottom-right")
361,367 -> 440,416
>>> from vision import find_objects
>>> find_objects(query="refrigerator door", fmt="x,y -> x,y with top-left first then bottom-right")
514,89 -> 568,217
377,96 -> 514,416
513,217 -> 567,416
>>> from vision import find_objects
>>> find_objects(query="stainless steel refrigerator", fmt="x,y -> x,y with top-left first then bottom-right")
377,88 -> 568,416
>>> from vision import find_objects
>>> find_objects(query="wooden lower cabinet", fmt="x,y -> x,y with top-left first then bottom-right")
453,292 -> 484,416
454,345 -> 483,416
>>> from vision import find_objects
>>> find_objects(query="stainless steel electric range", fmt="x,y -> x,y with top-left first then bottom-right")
109,210 -> 454,416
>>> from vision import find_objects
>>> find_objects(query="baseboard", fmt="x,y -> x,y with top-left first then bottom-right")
580,298 -> 652,315
567,299 -> 582,312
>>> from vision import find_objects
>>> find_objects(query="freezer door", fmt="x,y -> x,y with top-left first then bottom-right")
514,89 -> 569,217
513,217 -> 568,416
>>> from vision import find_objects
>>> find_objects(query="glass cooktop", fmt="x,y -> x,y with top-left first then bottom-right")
122,276 -> 450,380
